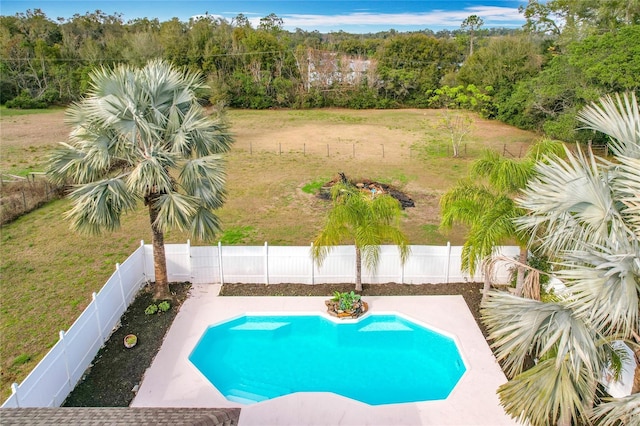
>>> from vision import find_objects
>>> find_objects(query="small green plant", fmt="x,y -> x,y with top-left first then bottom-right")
158,301 -> 171,312
331,291 -> 361,311
302,178 -> 328,194
145,301 -> 171,315
12,354 -> 31,366
144,304 -> 158,315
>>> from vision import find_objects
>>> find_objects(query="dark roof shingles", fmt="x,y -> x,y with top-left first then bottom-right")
0,407 -> 240,426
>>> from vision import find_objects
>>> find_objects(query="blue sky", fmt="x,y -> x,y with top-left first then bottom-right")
1,1 -> 528,33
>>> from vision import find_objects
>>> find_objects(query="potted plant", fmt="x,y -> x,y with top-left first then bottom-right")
325,291 -> 368,319
124,334 -> 137,348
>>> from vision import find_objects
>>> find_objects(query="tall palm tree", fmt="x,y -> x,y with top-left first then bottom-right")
482,93 -> 640,426
440,139 -> 564,299
47,60 -> 234,300
312,182 -> 410,292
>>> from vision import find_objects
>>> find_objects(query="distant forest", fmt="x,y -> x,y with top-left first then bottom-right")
1,1 -> 639,142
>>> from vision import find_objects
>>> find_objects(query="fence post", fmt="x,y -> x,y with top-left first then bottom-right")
11,383 -> 20,408
310,242 -> 315,285
264,242 -> 269,285
187,239 -> 193,282
92,293 -> 105,344
445,241 -> 452,283
116,263 -> 127,307
218,241 -> 224,285
140,240 -> 148,282
401,251 -> 405,284
59,331 -> 72,390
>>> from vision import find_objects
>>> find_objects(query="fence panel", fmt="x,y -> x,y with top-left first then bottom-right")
61,306 -> 105,389
164,244 -> 191,282
94,275 -> 126,338
268,246 -> 313,284
7,340 -> 69,407
190,245 -> 220,284
314,245 -> 356,283
403,245 -> 450,283
362,245 -> 403,283
221,245 -> 265,283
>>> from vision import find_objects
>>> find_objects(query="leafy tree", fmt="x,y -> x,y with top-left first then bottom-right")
312,182 -> 410,292
481,93 -> 640,426
461,14 -> 484,57
47,60 -> 234,299
440,140 -> 565,299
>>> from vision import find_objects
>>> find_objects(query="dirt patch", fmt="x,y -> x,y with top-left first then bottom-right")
318,172 -> 415,208
63,283 -> 190,407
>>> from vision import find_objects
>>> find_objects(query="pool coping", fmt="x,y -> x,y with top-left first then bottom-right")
132,284 -> 520,426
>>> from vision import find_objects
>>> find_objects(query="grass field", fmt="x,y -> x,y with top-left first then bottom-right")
0,107 -> 539,400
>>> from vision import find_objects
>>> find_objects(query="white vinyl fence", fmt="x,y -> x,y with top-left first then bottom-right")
155,241 -> 520,285
2,241 -> 519,408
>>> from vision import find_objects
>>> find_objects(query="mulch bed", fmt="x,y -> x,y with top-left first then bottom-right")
64,281 -> 486,407
63,283 -> 191,407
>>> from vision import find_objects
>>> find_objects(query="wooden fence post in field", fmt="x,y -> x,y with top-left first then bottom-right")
382,144 -> 385,158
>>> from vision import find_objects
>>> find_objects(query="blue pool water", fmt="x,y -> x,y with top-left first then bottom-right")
189,314 -> 466,405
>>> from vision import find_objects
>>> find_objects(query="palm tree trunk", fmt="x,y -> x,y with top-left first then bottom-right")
147,197 -> 171,301
632,347 -> 640,394
355,245 -> 362,292
482,270 -> 491,302
514,246 -> 527,297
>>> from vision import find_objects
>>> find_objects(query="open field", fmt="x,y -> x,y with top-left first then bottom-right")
0,108 -> 539,400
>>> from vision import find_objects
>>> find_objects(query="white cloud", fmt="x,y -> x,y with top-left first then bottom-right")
275,6 -> 524,31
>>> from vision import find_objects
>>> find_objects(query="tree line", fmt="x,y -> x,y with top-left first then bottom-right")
1,1 -> 639,142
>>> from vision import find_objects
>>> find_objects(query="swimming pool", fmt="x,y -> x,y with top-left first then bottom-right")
189,313 -> 467,405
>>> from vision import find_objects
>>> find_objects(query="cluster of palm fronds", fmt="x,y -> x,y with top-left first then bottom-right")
482,93 -> 640,426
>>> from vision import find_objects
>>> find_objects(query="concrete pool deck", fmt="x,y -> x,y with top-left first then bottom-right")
132,284 -> 520,426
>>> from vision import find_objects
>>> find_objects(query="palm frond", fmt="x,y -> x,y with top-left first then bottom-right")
517,146 -> 625,255
577,92 -> 640,159
65,178 -> 137,235
590,394 -> 640,426
557,243 -> 640,338
498,358 -> 595,426
151,192 -> 198,233
525,138 -> 566,161
481,291 -> 603,379
190,207 -> 222,242
613,156 -> 640,238
126,149 -> 176,196
179,155 -> 228,209
472,149 -> 535,193
439,181 -> 495,229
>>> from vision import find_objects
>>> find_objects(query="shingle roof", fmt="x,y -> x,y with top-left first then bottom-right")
0,407 -> 240,425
